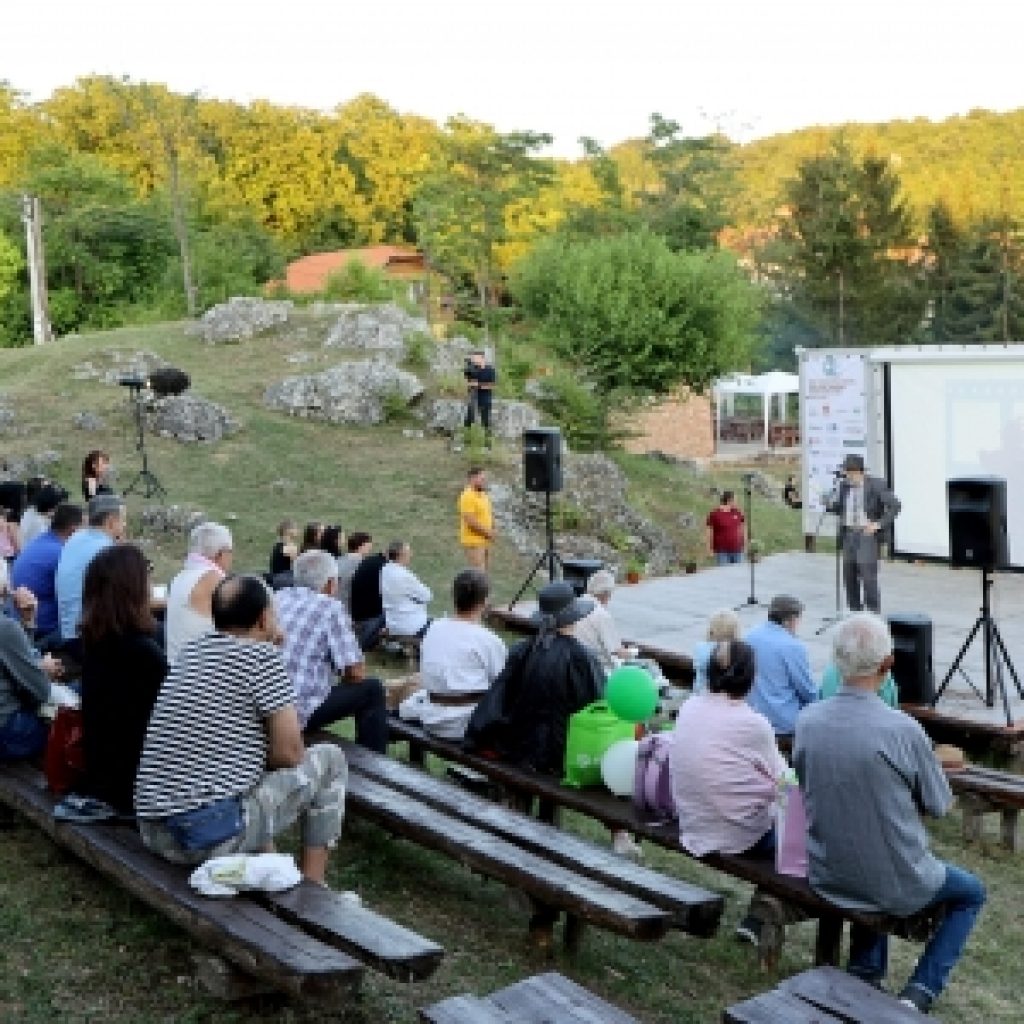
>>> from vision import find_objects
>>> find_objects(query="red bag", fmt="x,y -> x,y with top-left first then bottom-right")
44,707 -> 85,796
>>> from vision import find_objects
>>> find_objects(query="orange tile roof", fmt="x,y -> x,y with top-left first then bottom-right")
283,246 -> 425,293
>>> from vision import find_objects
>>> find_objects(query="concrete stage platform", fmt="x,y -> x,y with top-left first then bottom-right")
516,552 -> 1024,732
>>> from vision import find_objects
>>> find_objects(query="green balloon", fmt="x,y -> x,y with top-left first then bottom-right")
606,665 -> 658,722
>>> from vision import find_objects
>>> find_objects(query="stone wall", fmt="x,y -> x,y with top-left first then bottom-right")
620,387 -> 715,460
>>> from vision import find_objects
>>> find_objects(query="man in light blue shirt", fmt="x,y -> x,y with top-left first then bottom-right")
744,594 -> 817,736
55,494 -> 126,648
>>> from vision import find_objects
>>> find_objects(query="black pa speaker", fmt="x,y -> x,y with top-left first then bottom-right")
561,558 -> 605,597
887,613 -> 934,705
523,427 -> 563,493
948,477 -> 1008,569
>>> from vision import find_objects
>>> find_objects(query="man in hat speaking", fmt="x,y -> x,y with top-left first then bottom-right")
827,455 -> 901,613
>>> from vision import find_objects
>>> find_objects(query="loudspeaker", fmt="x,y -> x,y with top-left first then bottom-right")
561,558 -> 605,597
887,613 -> 934,705
523,427 -> 563,493
948,477 -> 1008,569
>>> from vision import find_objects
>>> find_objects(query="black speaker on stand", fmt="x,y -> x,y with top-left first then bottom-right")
887,613 -> 934,705
509,428 -> 565,608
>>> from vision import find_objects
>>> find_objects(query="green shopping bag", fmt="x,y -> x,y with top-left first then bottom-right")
562,701 -> 636,788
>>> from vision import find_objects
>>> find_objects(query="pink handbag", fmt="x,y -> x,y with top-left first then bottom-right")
775,783 -> 808,877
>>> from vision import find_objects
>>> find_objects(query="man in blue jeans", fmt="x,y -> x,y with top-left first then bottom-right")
795,612 -> 985,1014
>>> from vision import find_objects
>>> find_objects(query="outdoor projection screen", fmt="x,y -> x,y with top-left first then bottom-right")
886,352 -> 1024,566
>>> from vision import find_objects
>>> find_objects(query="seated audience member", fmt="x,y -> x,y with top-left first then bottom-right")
300,521 -> 324,554
0,559 -> 64,760
274,550 -> 387,752
12,503 -> 83,642
135,575 -> 347,883
692,608 -> 742,694
55,495 -> 126,657
418,569 -> 507,739
20,480 -> 63,548
795,613 -> 986,1014
744,594 -> 817,737
466,580 -> 603,775
783,475 -> 803,509
0,507 -> 19,562
380,540 -> 432,639
319,524 -> 344,559
820,659 -> 898,707
671,639 -> 787,943
165,521 -> 233,664
572,569 -> 633,675
337,531 -> 372,609
269,518 -> 299,577
81,449 -> 112,502
79,545 -> 167,813
348,545 -> 387,650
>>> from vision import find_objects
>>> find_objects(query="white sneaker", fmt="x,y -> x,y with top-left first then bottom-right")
612,831 -> 643,862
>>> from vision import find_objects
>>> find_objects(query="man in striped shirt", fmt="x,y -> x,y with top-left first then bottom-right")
274,550 -> 387,752
135,575 -> 347,885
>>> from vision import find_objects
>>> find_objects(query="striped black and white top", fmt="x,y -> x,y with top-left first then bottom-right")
134,632 -> 293,818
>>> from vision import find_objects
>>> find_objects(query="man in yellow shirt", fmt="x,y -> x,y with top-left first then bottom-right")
458,467 -> 494,570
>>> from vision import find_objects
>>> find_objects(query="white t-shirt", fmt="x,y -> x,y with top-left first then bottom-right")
380,561 -> 432,636
418,617 -> 507,739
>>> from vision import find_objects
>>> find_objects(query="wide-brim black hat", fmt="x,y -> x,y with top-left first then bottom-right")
532,581 -> 595,629
842,454 -> 865,472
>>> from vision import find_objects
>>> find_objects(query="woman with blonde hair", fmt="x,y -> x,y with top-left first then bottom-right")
691,608 -> 741,693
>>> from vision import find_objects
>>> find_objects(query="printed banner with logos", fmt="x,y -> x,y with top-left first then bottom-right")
799,350 -> 870,538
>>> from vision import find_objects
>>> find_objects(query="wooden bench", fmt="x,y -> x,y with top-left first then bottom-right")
421,971 -> 641,1024
948,763 -> 1024,851
384,717 -> 940,968
330,736 -> 723,946
724,966 -> 924,1023
484,607 -> 695,686
0,763 -> 443,997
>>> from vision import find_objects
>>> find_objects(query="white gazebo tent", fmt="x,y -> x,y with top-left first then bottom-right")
711,370 -> 800,450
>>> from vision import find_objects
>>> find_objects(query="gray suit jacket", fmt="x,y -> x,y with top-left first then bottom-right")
827,475 -> 901,542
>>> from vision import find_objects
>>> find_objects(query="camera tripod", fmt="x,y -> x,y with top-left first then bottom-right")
122,383 -> 167,500
508,488 -> 562,609
932,567 -> 1023,726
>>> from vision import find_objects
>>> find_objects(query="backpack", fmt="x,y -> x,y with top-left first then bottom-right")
44,707 -> 85,797
632,730 -> 676,819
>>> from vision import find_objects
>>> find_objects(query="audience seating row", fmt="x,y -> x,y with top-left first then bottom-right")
384,717 -> 940,968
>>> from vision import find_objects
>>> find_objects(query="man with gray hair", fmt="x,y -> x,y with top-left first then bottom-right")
165,521 -> 234,664
795,612 -> 985,1014
274,549 -> 387,751
55,493 -> 126,656
571,569 -> 633,675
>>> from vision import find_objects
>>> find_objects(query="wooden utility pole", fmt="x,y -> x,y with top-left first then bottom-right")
21,195 -> 52,345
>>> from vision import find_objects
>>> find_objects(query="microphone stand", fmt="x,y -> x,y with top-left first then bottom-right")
814,480 -> 844,635
734,476 -> 766,610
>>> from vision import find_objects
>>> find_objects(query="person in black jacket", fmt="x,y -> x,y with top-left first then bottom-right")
80,544 -> 167,813
348,549 -> 388,651
465,581 -> 604,775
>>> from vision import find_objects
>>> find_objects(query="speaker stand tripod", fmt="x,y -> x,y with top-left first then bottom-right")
122,386 -> 167,500
508,489 -> 562,609
931,567 -> 1023,726
734,477 -> 766,611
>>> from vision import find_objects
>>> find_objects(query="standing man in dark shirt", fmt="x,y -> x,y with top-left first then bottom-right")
706,491 -> 746,565
348,548 -> 387,651
463,350 -> 496,445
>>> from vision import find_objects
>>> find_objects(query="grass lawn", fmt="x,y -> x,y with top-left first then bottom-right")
0,315 -> 1017,1022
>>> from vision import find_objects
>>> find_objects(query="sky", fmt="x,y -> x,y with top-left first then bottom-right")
4,0 -> 1024,157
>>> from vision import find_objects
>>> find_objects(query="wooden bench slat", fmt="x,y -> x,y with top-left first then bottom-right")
261,880 -> 443,981
345,773 -> 670,941
0,766 -> 361,997
489,972 -> 641,1023
419,994 -> 517,1023
779,967 -> 924,1023
724,989 -> 845,1023
334,737 -> 722,937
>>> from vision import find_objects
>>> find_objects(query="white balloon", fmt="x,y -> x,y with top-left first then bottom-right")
600,738 -> 639,797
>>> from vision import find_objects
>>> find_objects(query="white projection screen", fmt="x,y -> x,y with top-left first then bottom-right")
886,350 -> 1024,566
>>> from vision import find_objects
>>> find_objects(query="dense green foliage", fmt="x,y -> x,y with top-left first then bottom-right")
511,230 -> 761,394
